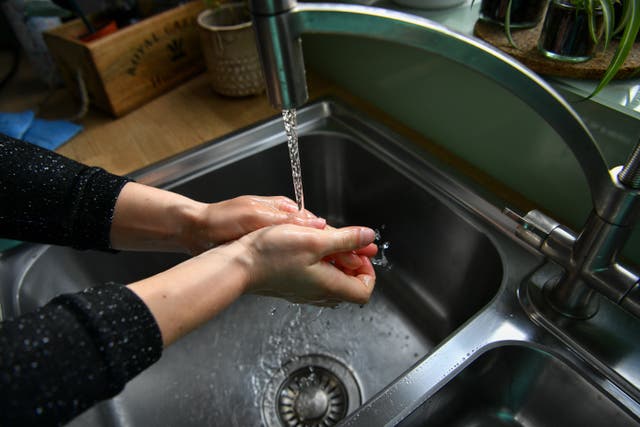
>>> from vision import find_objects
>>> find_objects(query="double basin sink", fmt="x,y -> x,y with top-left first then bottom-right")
0,100 -> 638,426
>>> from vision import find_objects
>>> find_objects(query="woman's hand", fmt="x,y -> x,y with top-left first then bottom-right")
128,224 -> 377,346
185,195 -> 327,254
110,183 -> 325,254
237,224 -> 376,306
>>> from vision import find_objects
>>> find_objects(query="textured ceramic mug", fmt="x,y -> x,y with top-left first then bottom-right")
197,3 -> 265,97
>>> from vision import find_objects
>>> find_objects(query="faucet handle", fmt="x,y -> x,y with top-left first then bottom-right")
504,208 -> 561,250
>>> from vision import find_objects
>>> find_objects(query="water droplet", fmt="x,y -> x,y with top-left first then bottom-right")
372,227 -> 392,269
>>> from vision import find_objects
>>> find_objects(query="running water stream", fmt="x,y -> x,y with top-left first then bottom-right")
282,109 -> 305,211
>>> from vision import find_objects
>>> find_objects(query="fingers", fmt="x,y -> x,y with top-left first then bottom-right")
355,255 -> 375,279
320,226 -> 376,257
321,224 -> 377,270
321,226 -> 377,260
311,253 -> 376,305
270,196 -> 314,218
325,251 -> 363,270
289,215 -> 326,229
355,243 -> 378,258
271,196 -> 300,213
265,196 -> 326,229
330,266 -> 375,304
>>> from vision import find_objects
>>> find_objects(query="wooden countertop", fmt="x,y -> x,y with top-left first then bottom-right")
0,54 -> 330,175
0,50 -> 335,175
56,74 -> 287,175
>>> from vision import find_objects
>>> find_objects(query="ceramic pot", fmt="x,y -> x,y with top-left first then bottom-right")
197,3 -> 265,97
479,0 -> 548,29
538,0 -> 603,63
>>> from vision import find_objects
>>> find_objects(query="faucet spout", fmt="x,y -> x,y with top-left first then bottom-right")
510,152 -> 640,319
249,1 -> 611,205
248,1 -> 640,319
249,0 -> 308,110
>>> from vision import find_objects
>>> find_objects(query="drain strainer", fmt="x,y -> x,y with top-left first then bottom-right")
262,354 -> 362,427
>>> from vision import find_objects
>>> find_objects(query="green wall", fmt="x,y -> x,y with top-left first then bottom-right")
302,34 -> 640,265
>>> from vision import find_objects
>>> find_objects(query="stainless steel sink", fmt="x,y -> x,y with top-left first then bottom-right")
0,100 -> 638,426
397,345 -> 637,427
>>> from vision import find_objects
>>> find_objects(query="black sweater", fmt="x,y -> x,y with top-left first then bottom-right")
0,134 -> 163,426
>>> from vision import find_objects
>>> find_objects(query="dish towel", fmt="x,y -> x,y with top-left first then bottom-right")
0,110 -> 83,150
0,110 -> 83,251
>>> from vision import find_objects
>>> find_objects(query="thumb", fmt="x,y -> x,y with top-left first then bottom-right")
321,227 -> 376,256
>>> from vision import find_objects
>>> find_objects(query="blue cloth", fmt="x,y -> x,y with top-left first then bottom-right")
0,110 -> 35,139
23,118 -> 83,150
0,110 -> 82,150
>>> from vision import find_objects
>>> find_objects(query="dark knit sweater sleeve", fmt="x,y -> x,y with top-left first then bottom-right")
0,133 -> 131,250
0,283 -> 163,426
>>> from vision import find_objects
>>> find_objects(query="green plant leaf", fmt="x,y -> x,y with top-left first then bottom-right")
587,0 -> 599,43
596,0 -> 614,51
591,0 -> 640,97
614,0 -> 631,35
505,0 -> 518,48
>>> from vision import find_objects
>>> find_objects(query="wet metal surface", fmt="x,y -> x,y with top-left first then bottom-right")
1,101 -> 638,426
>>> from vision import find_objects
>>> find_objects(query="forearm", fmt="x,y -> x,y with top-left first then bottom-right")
0,285 -> 162,426
110,182 -> 207,254
0,134 -> 129,250
127,242 -> 250,347
110,186 -> 327,255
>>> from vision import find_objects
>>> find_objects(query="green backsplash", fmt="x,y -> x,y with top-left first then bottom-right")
303,34 -> 640,265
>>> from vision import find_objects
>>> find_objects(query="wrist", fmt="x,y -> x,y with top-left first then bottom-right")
111,183 -> 206,253
211,239 -> 255,294
128,241 -> 252,347
174,199 -> 210,254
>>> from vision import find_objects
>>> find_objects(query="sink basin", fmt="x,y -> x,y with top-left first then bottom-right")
397,345 -> 637,427
4,100 -> 639,427
0,101 -> 503,426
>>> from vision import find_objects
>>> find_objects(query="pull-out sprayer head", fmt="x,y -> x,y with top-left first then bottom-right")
249,0 -> 309,110
249,0 -> 297,15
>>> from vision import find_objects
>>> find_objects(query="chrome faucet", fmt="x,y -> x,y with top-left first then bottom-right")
506,147 -> 640,319
248,0 -> 640,319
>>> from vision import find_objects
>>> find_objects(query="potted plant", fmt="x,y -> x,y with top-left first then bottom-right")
538,0 -> 608,62
538,0 -> 640,96
477,0 -> 548,46
197,0 -> 265,97
479,0 -> 548,29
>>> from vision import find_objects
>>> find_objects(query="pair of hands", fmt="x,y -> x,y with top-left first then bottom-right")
189,195 -> 378,306
122,190 -> 378,346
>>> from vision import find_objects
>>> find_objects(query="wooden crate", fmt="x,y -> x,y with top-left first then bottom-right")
44,1 -> 205,117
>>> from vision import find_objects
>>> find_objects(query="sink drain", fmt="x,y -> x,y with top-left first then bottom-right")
262,354 -> 362,427
279,365 -> 347,425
